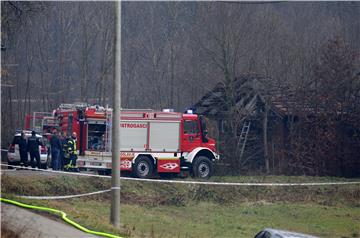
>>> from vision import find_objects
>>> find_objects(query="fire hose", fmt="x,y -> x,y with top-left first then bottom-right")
0,197 -> 122,238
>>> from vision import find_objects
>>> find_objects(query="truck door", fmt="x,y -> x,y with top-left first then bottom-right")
181,119 -> 202,152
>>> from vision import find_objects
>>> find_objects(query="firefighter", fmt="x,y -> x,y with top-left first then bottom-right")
27,131 -> 42,168
64,132 -> 79,172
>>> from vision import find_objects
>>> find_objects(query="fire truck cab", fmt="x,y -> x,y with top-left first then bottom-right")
54,103 -> 219,179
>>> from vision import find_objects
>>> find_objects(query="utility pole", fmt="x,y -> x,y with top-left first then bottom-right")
110,0 -> 121,227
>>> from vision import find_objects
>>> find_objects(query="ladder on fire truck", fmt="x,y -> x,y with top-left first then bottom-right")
238,120 -> 251,161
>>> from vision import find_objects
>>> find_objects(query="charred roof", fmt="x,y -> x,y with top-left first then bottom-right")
193,74 -> 288,119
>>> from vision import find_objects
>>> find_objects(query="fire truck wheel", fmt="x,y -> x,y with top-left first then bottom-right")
192,156 -> 213,179
134,156 -> 154,179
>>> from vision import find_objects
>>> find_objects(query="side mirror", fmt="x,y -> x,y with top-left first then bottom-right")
201,130 -> 209,143
203,130 -> 208,137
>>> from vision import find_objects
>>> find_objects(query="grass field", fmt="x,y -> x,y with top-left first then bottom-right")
1,173 -> 360,238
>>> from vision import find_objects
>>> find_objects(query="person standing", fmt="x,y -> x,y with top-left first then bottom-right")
27,131 -> 42,168
50,129 -> 62,170
64,132 -> 79,172
18,131 -> 28,167
60,131 -> 68,170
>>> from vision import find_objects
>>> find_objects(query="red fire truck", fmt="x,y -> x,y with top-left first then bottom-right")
54,103 -> 219,178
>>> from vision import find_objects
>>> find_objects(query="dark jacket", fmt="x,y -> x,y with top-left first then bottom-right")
50,135 -> 62,150
27,135 -> 42,152
62,137 -> 70,158
18,137 -> 27,152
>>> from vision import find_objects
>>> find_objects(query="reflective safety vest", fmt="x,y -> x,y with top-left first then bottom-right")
64,138 -> 78,170
67,139 -> 77,155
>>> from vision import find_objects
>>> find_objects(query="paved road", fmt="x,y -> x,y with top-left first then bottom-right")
1,203 -> 99,238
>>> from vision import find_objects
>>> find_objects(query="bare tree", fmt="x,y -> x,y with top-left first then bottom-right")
286,38 -> 360,176
96,10 -> 114,106
78,2 -> 100,102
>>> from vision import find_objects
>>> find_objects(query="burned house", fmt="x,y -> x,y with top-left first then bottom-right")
193,74 -> 288,174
